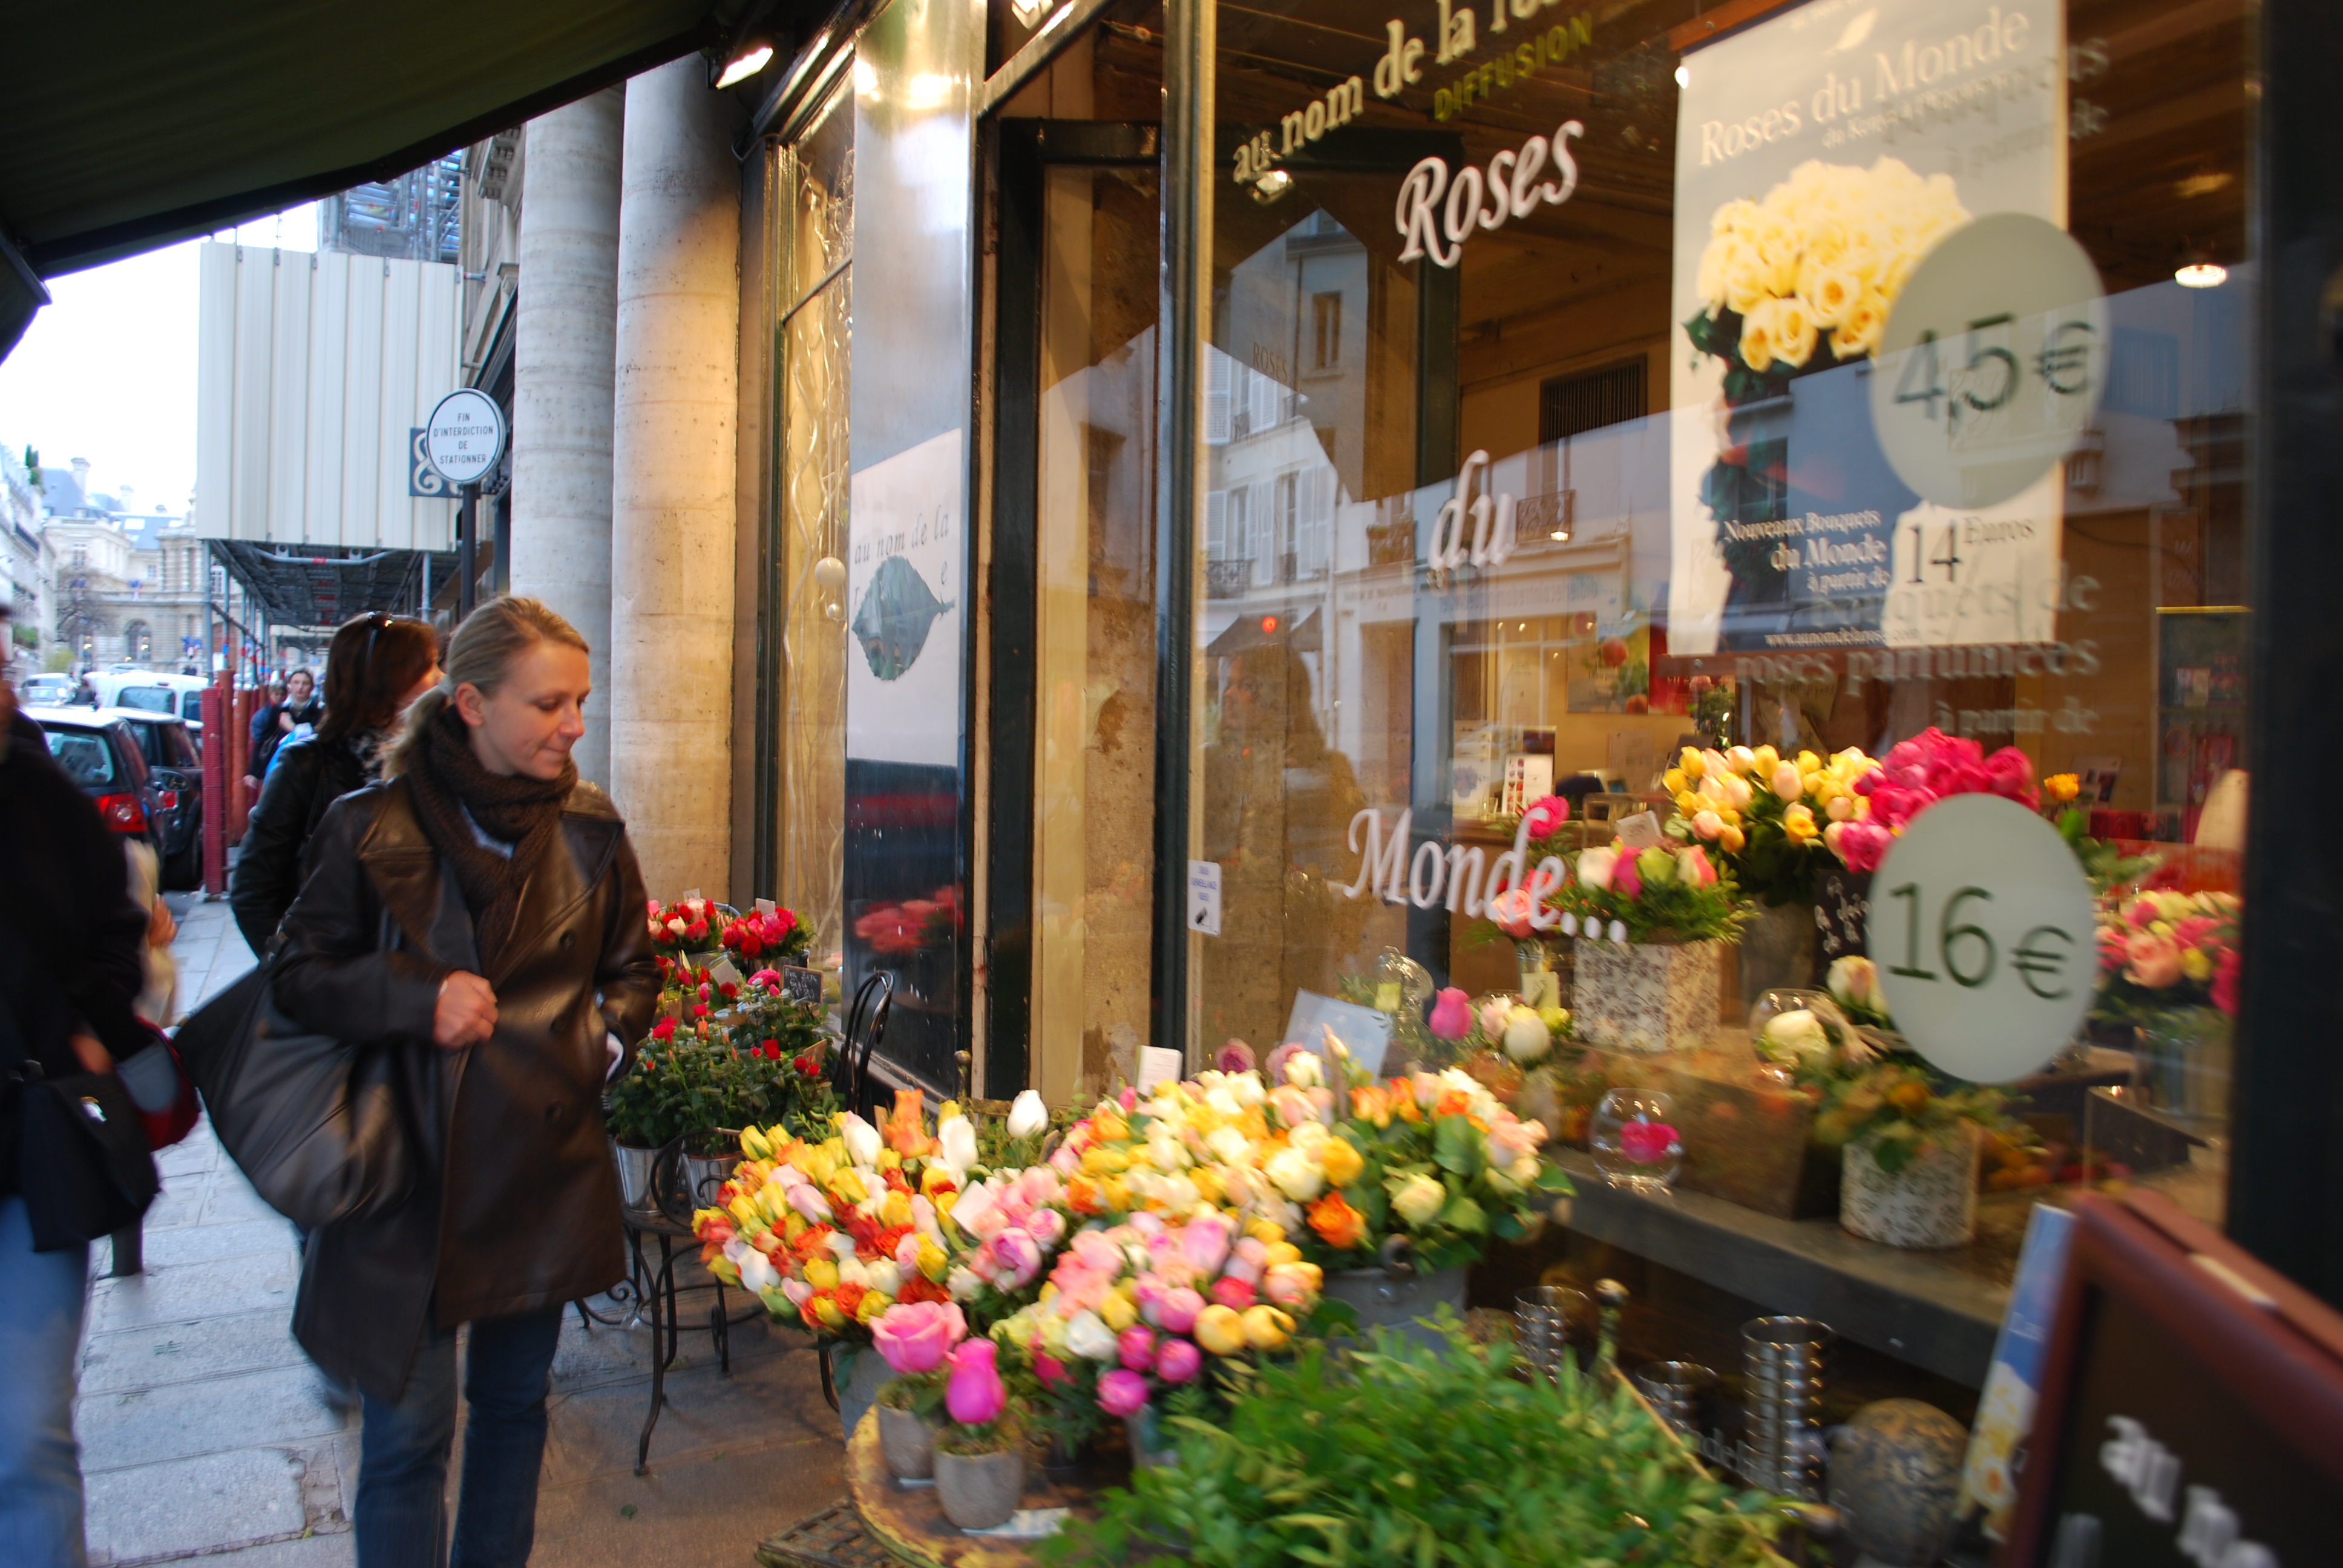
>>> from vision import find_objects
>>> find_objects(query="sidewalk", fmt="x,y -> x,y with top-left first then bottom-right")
77,893 -> 844,1566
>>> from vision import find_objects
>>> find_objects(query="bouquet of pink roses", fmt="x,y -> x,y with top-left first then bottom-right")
2092,889 -> 2242,1027
1837,727 -> 2037,873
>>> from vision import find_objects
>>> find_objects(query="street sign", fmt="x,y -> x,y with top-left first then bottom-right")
423,390 -> 506,488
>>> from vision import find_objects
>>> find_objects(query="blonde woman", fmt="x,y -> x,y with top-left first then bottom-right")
270,597 -> 659,1568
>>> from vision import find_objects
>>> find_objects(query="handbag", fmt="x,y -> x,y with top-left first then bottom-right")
0,996 -> 159,1253
172,951 -> 418,1233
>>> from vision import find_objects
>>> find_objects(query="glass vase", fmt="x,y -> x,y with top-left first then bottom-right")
1589,1088 -> 1682,1195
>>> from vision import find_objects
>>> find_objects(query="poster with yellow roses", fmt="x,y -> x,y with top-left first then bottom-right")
1664,0 -> 2068,656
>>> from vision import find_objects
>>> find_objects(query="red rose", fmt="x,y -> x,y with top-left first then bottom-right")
692,1004 -> 710,1019
762,1040 -> 781,1060
795,1055 -> 820,1077
650,1018 -> 678,1042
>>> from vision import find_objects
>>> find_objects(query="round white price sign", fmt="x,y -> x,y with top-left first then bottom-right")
424,388 -> 507,488
1866,792 -> 2097,1084
1870,212 -> 2108,510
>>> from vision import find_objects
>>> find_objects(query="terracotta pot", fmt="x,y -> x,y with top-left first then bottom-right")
876,1402 -> 937,1480
934,1445 -> 1024,1530
1840,1125 -> 1981,1249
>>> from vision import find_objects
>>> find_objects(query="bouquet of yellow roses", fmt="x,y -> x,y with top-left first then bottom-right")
1663,743 -> 1883,907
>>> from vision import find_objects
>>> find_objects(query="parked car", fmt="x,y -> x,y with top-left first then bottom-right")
102,707 -> 207,889
16,671 -> 75,706
21,705 -> 201,887
106,673 -> 210,743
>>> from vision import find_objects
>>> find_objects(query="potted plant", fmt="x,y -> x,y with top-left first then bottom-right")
1810,1059 -> 2008,1249
868,1301 -> 966,1478
1554,840 -> 1747,1053
1661,744 -> 1883,1007
2090,887 -> 2241,1120
1038,1322 -> 1792,1566
932,1341 -> 1026,1531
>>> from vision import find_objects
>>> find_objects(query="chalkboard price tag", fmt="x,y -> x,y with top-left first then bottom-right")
1867,793 -> 2096,1084
781,966 -> 824,1007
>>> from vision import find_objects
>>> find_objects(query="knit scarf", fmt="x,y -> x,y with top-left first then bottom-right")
403,706 -> 575,973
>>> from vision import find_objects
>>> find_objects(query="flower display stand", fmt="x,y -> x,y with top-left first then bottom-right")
839,1410 -> 1110,1567
1572,938 -> 1728,1053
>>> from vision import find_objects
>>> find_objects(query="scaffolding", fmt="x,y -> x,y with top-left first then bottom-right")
315,155 -> 464,264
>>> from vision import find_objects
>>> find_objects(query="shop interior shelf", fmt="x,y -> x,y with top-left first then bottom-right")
1549,1148 -> 2010,1387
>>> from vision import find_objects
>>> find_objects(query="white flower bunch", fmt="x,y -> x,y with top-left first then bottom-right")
1694,157 -> 1969,372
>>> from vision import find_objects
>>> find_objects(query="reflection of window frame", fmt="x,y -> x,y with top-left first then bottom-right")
1312,289 -> 1342,369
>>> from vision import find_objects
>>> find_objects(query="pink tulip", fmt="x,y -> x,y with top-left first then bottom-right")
1032,1349 -> 1069,1388
1677,846 -> 1717,888
1487,887 -> 1538,939
991,1229 -> 1043,1290
945,1340 -> 1008,1425
1118,1325 -> 1156,1370
1156,1286 -> 1205,1335
1611,854 -> 1643,900
1224,1235 -> 1267,1286
1837,820 -> 1892,874
873,1301 -> 968,1376
1211,1276 -> 1257,1312
1427,987 -> 1472,1040
1521,794 -> 1570,838
1096,1368 -> 1150,1419
1179,1215 -> 1233,1276
786,1184 -> 833,1224
1024,1209 -> 1066,1248
2125,932 -> 2184,990
1216,1039 -> 1257,1072
1155,1337 -> 1202,1384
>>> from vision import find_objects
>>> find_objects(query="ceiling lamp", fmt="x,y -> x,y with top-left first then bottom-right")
716,44 -> 775,88
2175,261 -> 2227,289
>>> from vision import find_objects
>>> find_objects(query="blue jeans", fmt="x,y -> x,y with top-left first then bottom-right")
0,1196 -> 91,1568
355,1305 -> 563,1568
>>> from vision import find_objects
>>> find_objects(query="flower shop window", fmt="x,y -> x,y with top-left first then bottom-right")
1184,0 -> 2251,1259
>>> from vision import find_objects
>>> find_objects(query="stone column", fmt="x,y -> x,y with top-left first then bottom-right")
608,59 -> 741,896
512,86 -> 623,786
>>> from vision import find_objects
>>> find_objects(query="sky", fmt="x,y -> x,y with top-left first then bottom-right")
0,204 -> 318,516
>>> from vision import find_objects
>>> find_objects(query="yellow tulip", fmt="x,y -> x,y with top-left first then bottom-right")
876,1148 -> 903,1171
783,1211 -> 807,1243
1241,1305 -> 1295,1351
1675,791 -> 1703,817
1679,746 -> 1705,777
1245,1216 -> 1286,1246
856,1291 -> 891,1325
1662,768 -> 1687,795
1783,803 -> 1819,842
1100,1293 -> 1138,1332
1720,825 -> 1746,853
1320,1137 -> 1365,1187
1194,1304 -> 1249,1356
1796,750 -> 1821,775
1263,1240 -> 1303,1267
740,1126 -> 771,1160
1752,744 -> 1779,773
917,1241 -> 949,1282
879,1189 -> 913,1229
804,1258 -> 839,1292
812,1295 -> 847,1328
1099,1175 -> 1132,1212
1190,1166 -> 1225,1206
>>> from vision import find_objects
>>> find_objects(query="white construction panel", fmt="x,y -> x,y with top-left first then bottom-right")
304,253 -> 350,541
268,253 -> 311,543
192,241 -> 459,552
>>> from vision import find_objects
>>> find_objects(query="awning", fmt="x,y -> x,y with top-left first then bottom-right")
212,541 -> 454,632
0,0 -> 811,356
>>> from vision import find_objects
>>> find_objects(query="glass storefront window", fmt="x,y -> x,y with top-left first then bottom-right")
1188,0 -> 2250,1231
775,79 -> 855,965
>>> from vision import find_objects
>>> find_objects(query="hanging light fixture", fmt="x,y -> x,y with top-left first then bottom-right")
716,44 -> 775,88
2175,261 -> 2227,289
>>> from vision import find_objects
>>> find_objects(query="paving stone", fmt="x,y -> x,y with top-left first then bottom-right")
526,1439 -> 845,1568
128,1215 -> 299,1270
157,1135 -> 222,1181
77,1362 -> 352,1472
82,1446 -> 307,1564
86,1249 -> 301,1334
160,1530 -> 356,1568
198,1173 -> 293,1227
80,1307 -> 315,1394
138,1179 -> 210,1235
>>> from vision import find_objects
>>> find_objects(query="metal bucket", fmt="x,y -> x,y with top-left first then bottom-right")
611,1140 -> 657,1211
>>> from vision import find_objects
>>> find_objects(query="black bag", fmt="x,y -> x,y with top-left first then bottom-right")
0,1004 -> 159,1253
171,959 -> 418,1232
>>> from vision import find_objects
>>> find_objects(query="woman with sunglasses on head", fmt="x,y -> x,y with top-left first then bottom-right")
231,613 -> 441,958
268,596 -> 658,1568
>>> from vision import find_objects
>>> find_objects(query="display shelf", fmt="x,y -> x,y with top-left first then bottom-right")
1549,1148 -> 2011,1387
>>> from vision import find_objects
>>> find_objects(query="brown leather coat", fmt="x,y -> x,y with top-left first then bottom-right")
272,774 -> 660,1397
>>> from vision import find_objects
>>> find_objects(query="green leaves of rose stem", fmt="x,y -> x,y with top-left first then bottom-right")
604,996 -> 835,1149
1045,1319 -> 1788,1568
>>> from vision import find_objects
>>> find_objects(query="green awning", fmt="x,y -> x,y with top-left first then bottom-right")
0,0 -> 800,356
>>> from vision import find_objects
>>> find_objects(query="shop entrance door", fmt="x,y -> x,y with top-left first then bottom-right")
986,120 -> 1162,1105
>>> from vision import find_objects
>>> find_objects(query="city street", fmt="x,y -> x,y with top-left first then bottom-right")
76,893 -> 842,1567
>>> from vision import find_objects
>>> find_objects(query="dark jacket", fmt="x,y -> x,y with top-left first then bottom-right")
230,733 -> 373,955
272,774 -> 660,1397
0,712 -> 151,1199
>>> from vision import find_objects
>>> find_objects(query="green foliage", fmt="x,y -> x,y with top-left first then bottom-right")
1043,1321 -> 1789,1568
1552,860 -> 1749,946
1809,1057 -> 2008,1174
606,1009 -> 835,1149
2053,806 -> 2161,895
877,1370 -> 948,1420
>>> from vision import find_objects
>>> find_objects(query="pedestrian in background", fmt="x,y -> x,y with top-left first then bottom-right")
231,615 -> 439,958
269,596 -> 657,1568
242,678 -> 286,795
0,604 -> 155,1567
